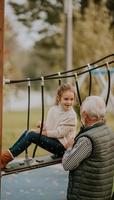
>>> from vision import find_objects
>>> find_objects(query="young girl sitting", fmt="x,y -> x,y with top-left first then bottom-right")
1,83 -> 77,169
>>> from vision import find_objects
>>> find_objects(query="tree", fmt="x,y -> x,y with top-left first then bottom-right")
9,0 -> 63,33
7,0 -> 114,82
73,0 -> 114,67
8,0 -> 65,85
106,0 -> 114,27
4,19 -> 23,79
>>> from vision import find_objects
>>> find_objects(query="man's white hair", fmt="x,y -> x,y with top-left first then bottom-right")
81,96 -> 106,118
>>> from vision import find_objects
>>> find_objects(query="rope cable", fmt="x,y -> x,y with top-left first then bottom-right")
74,73 -> 82,105
25,78 -> 31,160
58,72 -> 61,85
32,77 -> 45,158
87,64 -> 92,96
44,53 -> 114,77
105,62 -> 111,106
4,55 -> 114,84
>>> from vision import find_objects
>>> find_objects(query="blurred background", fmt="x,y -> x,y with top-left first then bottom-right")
3,0 -> 114,156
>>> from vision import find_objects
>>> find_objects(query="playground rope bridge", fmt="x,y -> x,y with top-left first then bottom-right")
1,53 -> 114,176
4,53 -> 114,85
4,53 -> 114,107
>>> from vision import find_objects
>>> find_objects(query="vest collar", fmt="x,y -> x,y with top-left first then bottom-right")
78,122 -> 105,135
74,122 -> 105,145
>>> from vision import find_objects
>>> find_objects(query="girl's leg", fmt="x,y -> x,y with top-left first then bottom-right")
10,130 -> 28,149
37,134 -> 66,157
9,131 -> 65,157
9,130 -> 39,157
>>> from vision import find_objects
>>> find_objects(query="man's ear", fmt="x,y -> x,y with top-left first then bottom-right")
80,111 -> 86,126
82,111 -> 87,118
57,95 -> 60,103
81,111 -> 89,124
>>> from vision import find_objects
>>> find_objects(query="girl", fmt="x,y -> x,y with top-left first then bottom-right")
1,83 -> 77,169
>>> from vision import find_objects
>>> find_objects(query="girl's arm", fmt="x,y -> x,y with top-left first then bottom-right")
46,106 -> 77,139
47,116 -> 76,138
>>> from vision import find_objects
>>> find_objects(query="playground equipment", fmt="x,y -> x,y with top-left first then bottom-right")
1,53 -> 114,177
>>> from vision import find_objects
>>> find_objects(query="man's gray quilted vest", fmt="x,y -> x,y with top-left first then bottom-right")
67,124 -> 114,200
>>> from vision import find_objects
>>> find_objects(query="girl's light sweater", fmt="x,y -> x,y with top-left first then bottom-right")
45,105 -> 77,148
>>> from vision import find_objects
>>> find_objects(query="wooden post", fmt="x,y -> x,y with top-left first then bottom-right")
0,0 -> 4,197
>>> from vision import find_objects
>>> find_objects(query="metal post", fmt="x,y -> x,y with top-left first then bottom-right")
0,0 -> 4,197
64,0 -> 73,82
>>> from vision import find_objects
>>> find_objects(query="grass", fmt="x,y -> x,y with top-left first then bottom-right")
2,108 -> 50,158
2,109 -> 114,158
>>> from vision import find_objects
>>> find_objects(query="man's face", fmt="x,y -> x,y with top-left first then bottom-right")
80,105 -> 87,126
80,111 -> 85,126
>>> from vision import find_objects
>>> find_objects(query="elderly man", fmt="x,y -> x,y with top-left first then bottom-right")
62,96 -> 114,200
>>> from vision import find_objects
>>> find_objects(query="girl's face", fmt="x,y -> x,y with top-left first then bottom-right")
59,90 -> 75,111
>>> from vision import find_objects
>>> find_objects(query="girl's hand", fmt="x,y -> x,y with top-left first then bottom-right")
37,121 -> 41,128
42,130 -> 47,136
65,138 -> 74,149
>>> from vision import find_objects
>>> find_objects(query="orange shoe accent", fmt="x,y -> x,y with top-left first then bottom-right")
0,150 -> 13,169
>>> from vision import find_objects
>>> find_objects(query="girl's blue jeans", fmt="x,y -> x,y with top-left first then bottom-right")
9,130 -> 66,158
